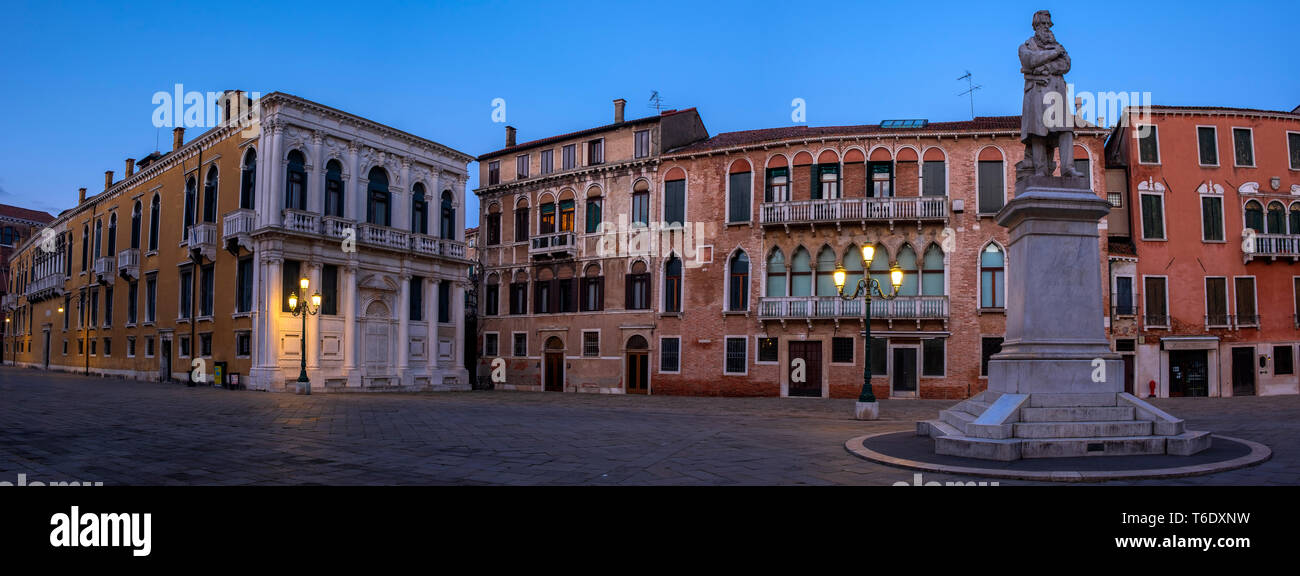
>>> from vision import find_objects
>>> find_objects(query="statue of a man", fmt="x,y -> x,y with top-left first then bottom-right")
1018,10 -> 1080,179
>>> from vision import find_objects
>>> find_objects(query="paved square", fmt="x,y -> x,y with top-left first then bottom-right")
1,367 -> 1296,485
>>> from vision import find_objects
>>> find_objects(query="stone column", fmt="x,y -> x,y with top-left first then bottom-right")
268,123 -> 284,227
343,264 -> 357,379
397,272 -> 411,385
397,157 -> 411,232
453,280 -> 465,372
455,175 -> 468,241
346,141 -> 360,223
428,169 -> 442,238
428,277 -> 441,376
308,131 -> 325,216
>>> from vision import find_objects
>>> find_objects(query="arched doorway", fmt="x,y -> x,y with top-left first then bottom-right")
626,335 -> 649,394
543,336 -> 565,392
364,299 -> 393,382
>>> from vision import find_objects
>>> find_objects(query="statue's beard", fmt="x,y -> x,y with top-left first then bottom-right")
1035,29 -> 1057,46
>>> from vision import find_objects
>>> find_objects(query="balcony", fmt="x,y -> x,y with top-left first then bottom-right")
758,295 -> 949,325
322,215 -> 354,240
93,256 -> 115,284
282,208 -> 320,235
222,209 -> 256,254
440,239 -> 467,259
1,292 -> 18,310
356,223 -> 409,251
117,248 -> 140,280
759,196 -> 949,231
186,222 -> 218,262
529,231 -> 577,259
23,274 -> 64,302
1246,234 -> 1300,262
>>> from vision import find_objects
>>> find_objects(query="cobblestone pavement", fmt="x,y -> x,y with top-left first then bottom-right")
1,366 -> 1296,485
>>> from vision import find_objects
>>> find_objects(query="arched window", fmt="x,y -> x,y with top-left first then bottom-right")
1244,201 -> 1264,233
790,247 -> 812,297
325,160 -> 344,217
664,255 -> 682,313
815,246 -> 838,296
897,244 -> 918,296
539,195 -> 556,235
1291,204 -> 1300,235
240,148 -> 256,210
366,167 -> 390,226
80,225 -> 89,271
626,260 -> 650,310
585,185 -> 603,233
766,249 -> 787,297
514,198 -> 530,242
558,191 -> 575,233
922,148 -> 947,197
93,219 -> 103,259
107,213 -> 117,256
728,251 -> 749,311
203,165 -> 218,222
869,245 -> 892,291
980,244 -> 1005,309
921,244 -> 945,296
411,182 -> 427,234
183,176 -> 197,231
148,194 -> 160,251
581,263 -> 604,312
131,201 -> 142,250
0,226 -> 13,246
842,245 -> 864,293
286,150 -> 307,210
1267,201 -> 1286,234
441,190 -> 456,239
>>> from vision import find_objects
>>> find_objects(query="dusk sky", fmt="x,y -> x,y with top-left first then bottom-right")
1,0 -> 1294,224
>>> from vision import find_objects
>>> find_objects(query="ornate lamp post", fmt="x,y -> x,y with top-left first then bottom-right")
287,276 -> 322,395
3,317 -> 9,366
833,242 -> 903,420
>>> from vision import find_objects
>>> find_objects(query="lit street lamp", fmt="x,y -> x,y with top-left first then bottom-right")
288,276 -> 322,395
833,242 -> 903,418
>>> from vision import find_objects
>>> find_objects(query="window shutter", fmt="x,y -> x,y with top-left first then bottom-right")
597,276 -> 605,311
810,165 -> 819,200
625,274 -> 633,309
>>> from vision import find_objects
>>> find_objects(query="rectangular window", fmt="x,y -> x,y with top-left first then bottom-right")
559,199 -> 575,232
514,207 -> 529,242
562,144 -> 576,170
63,295 -> 70,329
587,139 -> 604,165
582,331 -> 599,357
757,337 -> 778,363
540,149 -> 553,175
1201,196 -> 1224,242
634,130 -> 650,159
236,332 -> 250,357
867,162 -> 889,198
631,192 -> 649,227
1140,193 -> 1165,240
870,337 -> 887,376
1275,345 -> 1295,376
179,335 -> 191,358
980,337 -> 1003,377
127,337 -> 136,358
89,286 -> 99,325
90,339 -> 96,356
1233,128 -> 1254,166
557,278 -> 576,313
409,276 -> 423,321
1144,277 -> 1169,327
581,276 -> 603,312
922,161 -> 945,196
516,154 -> 529,179
625,273 -> 650,310
1115,276 -> 1134,315
585,199 -> 602,233
728,172 -> 751,223
765,167 -> 789,203
660,337 -> 680,372
509,282 -> 528,315
199,264 -> 214,317
200,333 -> 212,357
513,333 -> 527,357
486,213 -> 501,245
146,275 -> 157,323
663,179 -> 685,225
831,337 -> 854,364
103,285 -> 113,326
103,338 -> 111,357
438,281 -> 451,322
1197,126 -> 1218,165
487,161 -> 499,185
1235,277 -> 1257,326
485,283 -> 499,316
145,336 -> 154,357
1206,277 -> 1229,327
282,260 -> 300,313
125,282 -> 137,325
484,333 -> 499,357
1289,133 -> 1300,170
231,257 -> 251,313
922,339 -> 945,377
724,337 -> 746,374
977,161 -> 1004,213
539,203 -> 556,234
1138,125 -> 1159,164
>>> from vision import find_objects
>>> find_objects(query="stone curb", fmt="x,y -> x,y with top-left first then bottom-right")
844,432 -> 1273,483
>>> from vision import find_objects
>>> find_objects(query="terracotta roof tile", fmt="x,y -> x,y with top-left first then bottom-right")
0,204 -> 56,224
667,116 -> 1026,154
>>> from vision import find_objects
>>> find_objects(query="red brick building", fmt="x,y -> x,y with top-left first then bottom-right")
1,204 -> 56,363
1106,105 -> 1300,397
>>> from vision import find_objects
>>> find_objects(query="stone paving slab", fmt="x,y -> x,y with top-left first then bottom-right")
1,366 -> 1296,485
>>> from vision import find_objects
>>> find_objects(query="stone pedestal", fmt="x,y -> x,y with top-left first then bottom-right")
854,401 -> 880,421
917,176 -> 1211,460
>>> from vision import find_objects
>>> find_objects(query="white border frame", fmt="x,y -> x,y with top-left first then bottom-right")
658,335 -> 681,374
724,158 -> 755,225
1231,126 -> 1256,168
723,335 -> 748,376
1138,188 -> 1168,241
483,331 -> 500,358
974,144 -> 1008,216
1142,275 -> 1171,329
1199,194 -> 1226,243
581,328 -> 601,358
1232,275 -> 1258,328
1136,124 -> 1161,165
920,337 -> 946,379
754,335 -> 779,365
1195,125 -> 1220,167
511,331 -> 528,358
1204,276 -> 1230,328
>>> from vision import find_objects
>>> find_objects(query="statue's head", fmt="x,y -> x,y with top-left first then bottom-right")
1032,10 -> 1055,43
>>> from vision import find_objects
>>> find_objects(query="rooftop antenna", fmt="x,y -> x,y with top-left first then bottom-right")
957,70 -> 982,119
648,90 -> 666,113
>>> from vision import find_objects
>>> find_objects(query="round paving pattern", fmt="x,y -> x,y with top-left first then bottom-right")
845,431 -> 1273,482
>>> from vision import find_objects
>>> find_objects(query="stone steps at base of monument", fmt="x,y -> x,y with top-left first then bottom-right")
1019,436 -> 1167,458
917,419 -> 961,438
953,400 -> 991,417
1028,393 -> 1118,407
935,435 -> 1022,461
1013,420 -> 1152,439
1021,406 -> 1136,422
939,408 -> 977,432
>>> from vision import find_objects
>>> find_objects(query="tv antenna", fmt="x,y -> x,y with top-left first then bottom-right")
648,90 -> 666,113
957,71 -> 982,119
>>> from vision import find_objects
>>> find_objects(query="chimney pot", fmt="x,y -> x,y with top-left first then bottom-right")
125,158 -> 135,178
505,125 -> 517,148
172,127 -> 185,151
614,98 -> 627,123
104,170 -> 114,191
79,187 -> 87,204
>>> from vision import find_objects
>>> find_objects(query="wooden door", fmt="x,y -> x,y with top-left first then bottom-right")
787,341 -> 822,397
626,352 -> 648,394
892,347 -> 917,396
544,352 -> 564,392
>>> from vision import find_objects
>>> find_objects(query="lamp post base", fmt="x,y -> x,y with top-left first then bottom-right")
854,401 -> 880,421
295,380 -> 311,395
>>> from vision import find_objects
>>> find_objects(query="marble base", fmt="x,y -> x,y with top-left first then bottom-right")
854,401 -> 880,421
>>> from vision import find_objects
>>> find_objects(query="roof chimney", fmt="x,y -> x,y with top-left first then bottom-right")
125,158 -> 135,178
79,187 -> 87,204
505,125 -> 516,148
614,98 -> 626,123
172,127 -> 185,151
104,171 -> 114,191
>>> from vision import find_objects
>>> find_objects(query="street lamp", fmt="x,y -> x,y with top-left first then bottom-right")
834,242 -> 903,410
3,317 -> 8,366
288,276 -> 321,395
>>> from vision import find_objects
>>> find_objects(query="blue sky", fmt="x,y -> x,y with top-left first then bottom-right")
1,0 -> 1295,225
